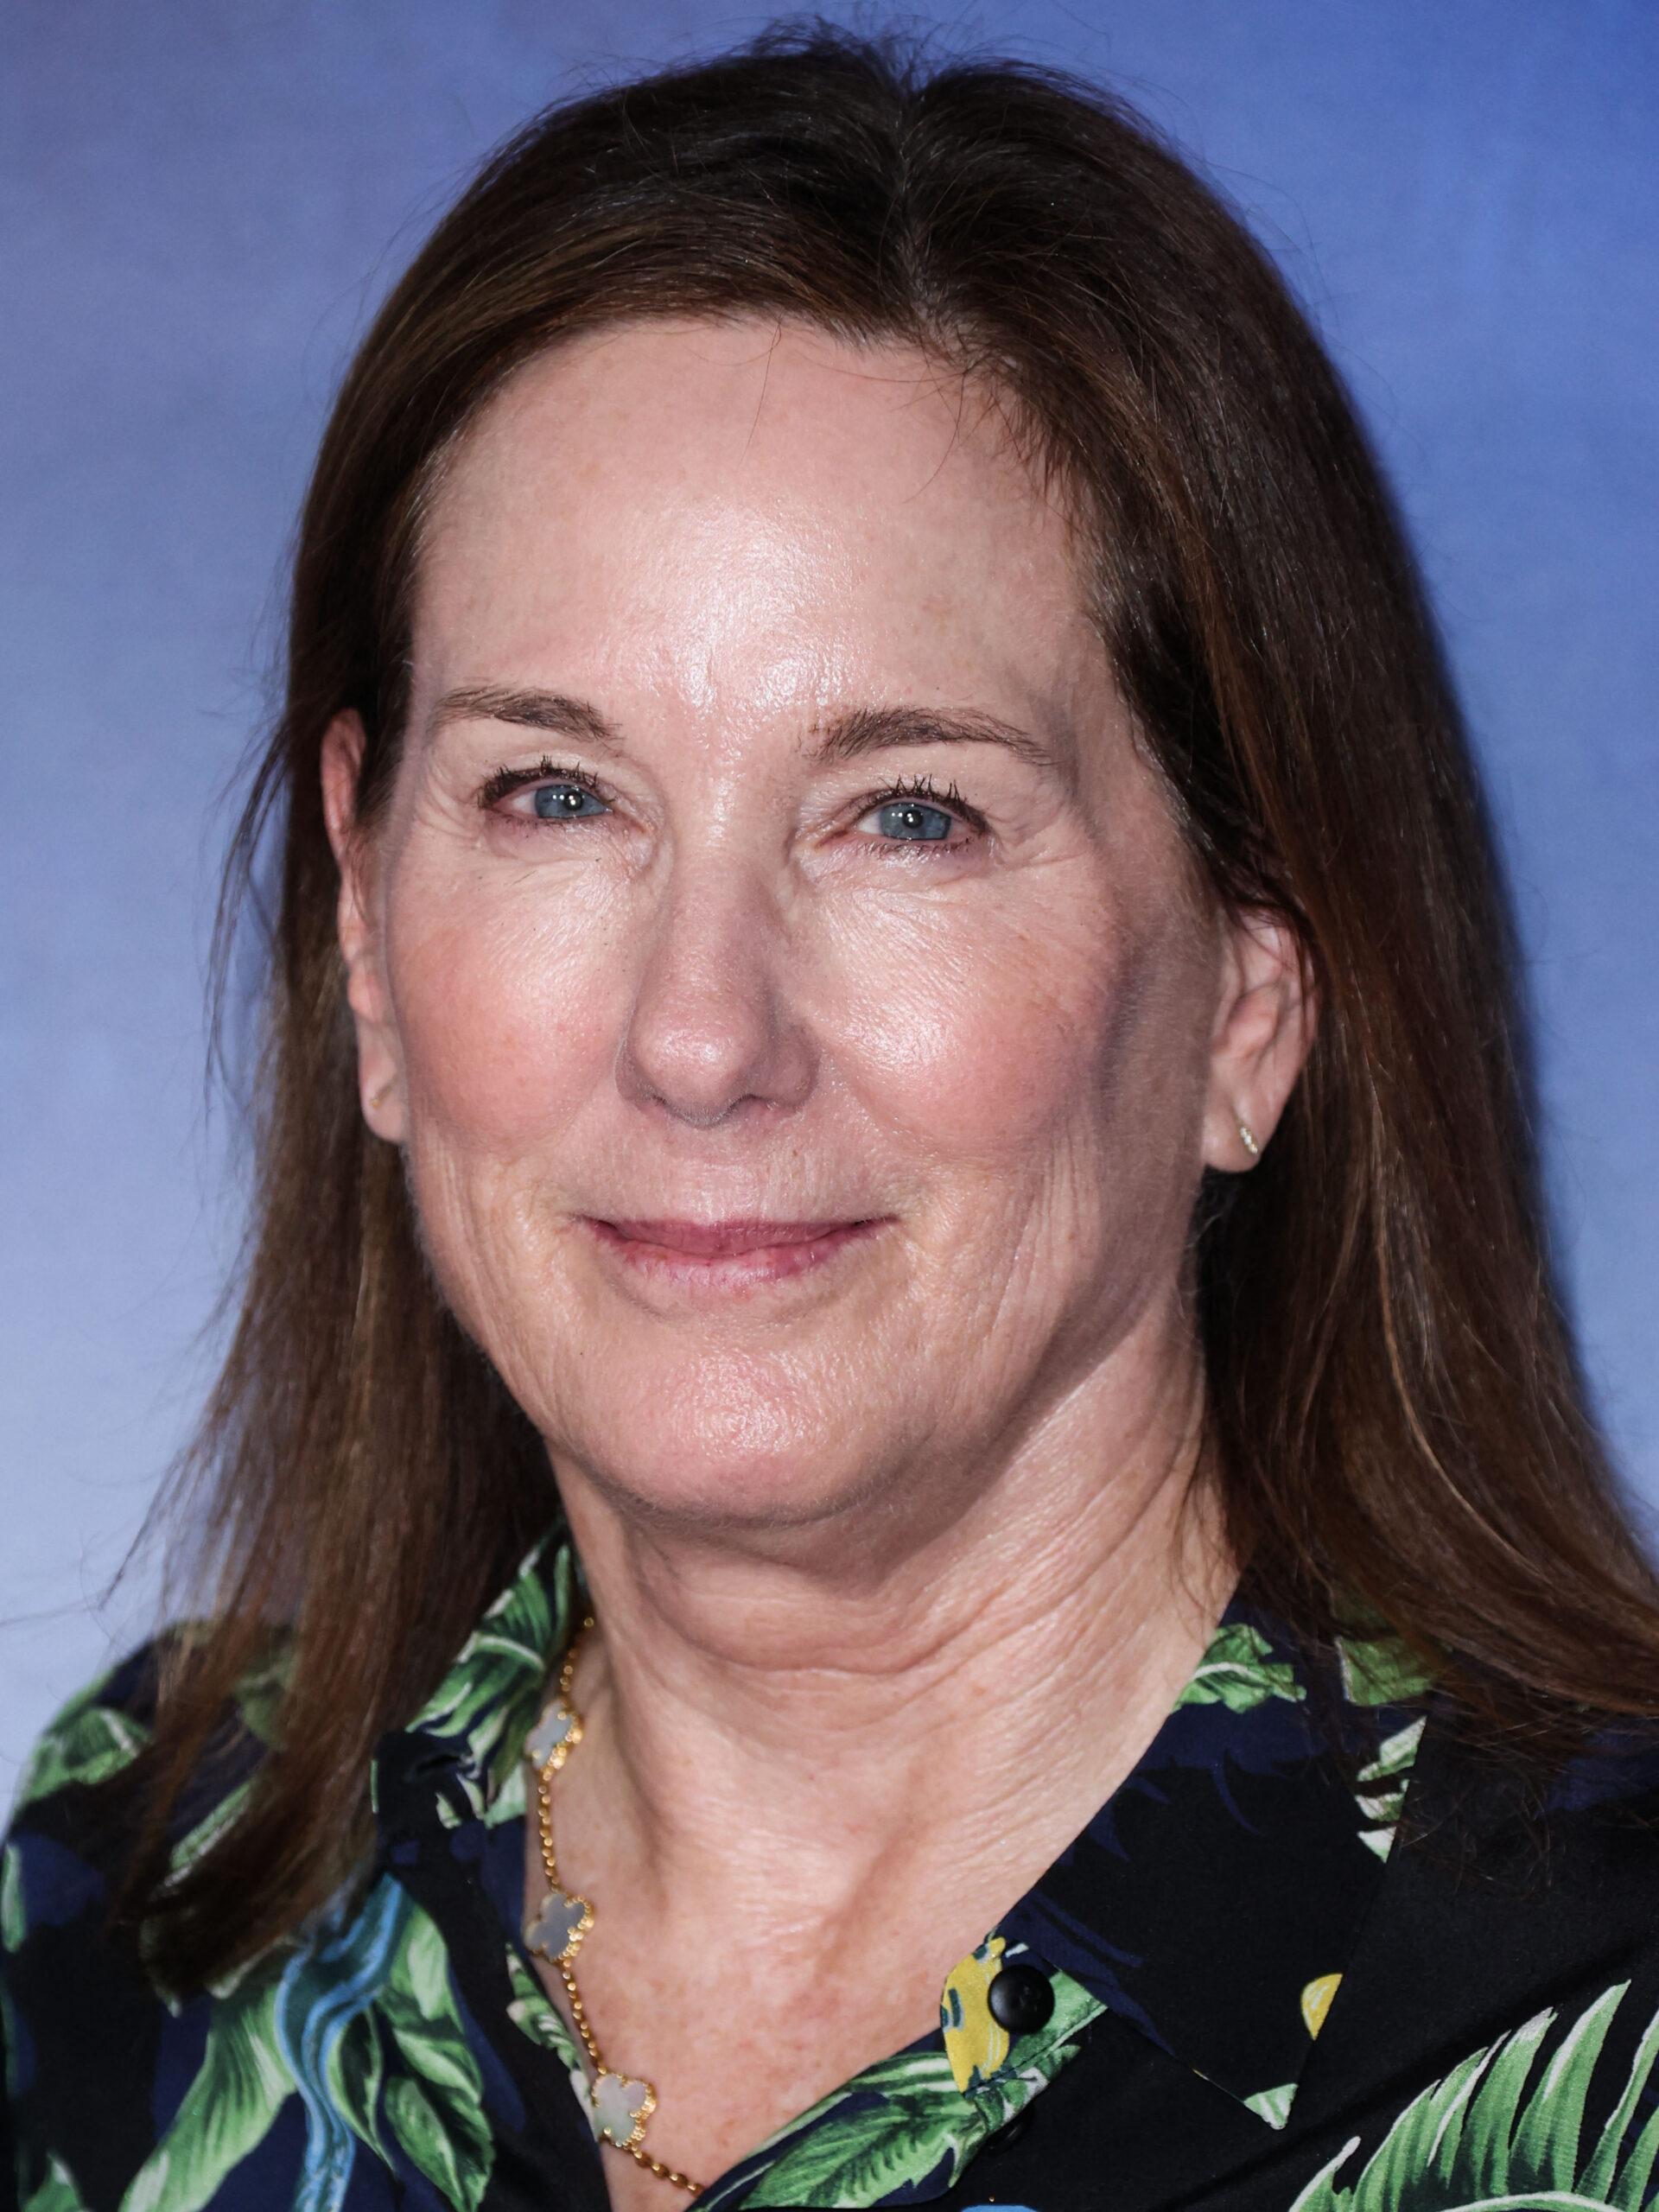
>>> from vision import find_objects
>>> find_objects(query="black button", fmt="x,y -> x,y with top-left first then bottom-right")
995,2111 -> 1032,2150
988,1963 -> 1055,2035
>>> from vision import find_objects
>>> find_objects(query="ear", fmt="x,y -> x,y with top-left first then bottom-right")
321,713 -> 406,1143
1201,908 -> 1318,1173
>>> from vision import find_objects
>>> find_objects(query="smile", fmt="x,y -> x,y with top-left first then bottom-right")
581,1216 -> 887,1289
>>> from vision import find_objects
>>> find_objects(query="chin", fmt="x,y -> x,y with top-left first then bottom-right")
556,1395 -> 892,1534
605,1440 -> 870,1530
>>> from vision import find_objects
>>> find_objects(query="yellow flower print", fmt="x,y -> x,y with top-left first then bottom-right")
1301,1971 -> 1342,2038
942,1936 -> 1012,2093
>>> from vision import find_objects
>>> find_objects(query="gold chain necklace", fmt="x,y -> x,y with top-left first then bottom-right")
523,1615 -> 706,2198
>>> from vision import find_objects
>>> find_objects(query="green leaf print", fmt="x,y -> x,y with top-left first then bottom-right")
159,1777 -> 256,1897
505,1945 -> 582,2070
968,2053 -> 1082,2135
741,2048 -> 959,2161
1353,1715 -> 1427,1862
1035,1965 -> 1109,2047
483,1759 -> 529,1827
386,2079 -> 486,2212
1338,1632 -> 1436,1709
16,1696 -> 149,1810
1,1839 -> 24,1950
743,2073 -> 980,2208
376,1903 -> 493,2211
1177,1622 -> 1306,1713
394,1533 -> 569,1814
326,2006 -> 391,2164
228,1637 -> 294,1746
118,1974 -> 292,2212
22,2157 -> 92,2212
1287,1981 -> 1659,2211
1244,2082 -> 1297,2128
736,1962 -> 1100,2206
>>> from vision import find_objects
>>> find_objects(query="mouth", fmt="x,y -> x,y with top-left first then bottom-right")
581,1214 -> 888,1289
600,1217 -> 872,1255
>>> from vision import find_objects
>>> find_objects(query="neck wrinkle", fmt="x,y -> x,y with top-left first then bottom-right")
544,1332 -> 1235,1921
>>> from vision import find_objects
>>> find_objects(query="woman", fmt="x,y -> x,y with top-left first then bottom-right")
5,26 -> 1659,2212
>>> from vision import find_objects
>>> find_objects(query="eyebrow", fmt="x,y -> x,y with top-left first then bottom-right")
427,683 -> 1073,788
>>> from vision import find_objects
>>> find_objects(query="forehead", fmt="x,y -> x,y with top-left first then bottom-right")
410,315 -> 1107,728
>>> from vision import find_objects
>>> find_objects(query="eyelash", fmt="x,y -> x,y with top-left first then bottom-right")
476,757 -> 987,849
476,757 -> 599,811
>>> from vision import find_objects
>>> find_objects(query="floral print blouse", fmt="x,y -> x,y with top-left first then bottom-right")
7,1527 -> 1659,2210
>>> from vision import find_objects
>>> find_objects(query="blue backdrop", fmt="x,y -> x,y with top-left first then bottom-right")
3,0 -> 1655,1801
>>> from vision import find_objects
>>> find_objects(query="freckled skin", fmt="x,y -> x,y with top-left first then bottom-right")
326,318 -> 1312,2201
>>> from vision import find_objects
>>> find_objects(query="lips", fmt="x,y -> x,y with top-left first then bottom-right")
598,1217 -> 868,1256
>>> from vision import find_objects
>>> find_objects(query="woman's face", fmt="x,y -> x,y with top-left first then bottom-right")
328,316 -> 1301,1533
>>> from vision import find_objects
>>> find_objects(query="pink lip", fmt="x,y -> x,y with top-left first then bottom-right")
601,1217 -> 867,1255
582,1215 -> 887,1288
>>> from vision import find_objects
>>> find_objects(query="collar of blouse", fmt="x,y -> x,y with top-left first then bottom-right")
364,1525 -> 1434,2197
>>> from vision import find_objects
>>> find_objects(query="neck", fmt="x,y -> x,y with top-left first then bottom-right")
546,1305 -> 1235,1936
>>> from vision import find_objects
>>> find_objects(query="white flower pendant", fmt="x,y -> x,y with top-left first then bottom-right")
524,1885 -> 594,1964
590,2069 -> 658,2150
526,1703 -> 583,1770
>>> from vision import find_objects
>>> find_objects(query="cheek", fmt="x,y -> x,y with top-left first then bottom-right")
383,870 -> 620,1153
834,894 -> 1145,1171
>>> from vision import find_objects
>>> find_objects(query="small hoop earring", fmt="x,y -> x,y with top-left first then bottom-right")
1236,1119 -> 1261,1159
368,1080 -> 396,1114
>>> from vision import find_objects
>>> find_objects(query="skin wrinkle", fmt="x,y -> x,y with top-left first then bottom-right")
321,314 -> 1312,2202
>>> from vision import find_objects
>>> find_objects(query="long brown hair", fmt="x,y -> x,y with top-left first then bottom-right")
124,23 -> 1659,1991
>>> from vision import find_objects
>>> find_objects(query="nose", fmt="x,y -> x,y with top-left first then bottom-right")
614,849 -> 816,1128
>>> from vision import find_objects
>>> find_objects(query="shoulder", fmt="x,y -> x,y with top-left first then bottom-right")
0,1635 -> 520,2212
1279,1710 -> 1659,2209
1542,1717 -> 1659,1825
3,1637 -> 162,1959
1344,1701 -> 1659,2056
9,1637 -> 158,1817
3,1626 -> 289,1972
1408,1701 -> 1659,1867
1380,1697 -> 1659,1941
3,1633 -> 296,2204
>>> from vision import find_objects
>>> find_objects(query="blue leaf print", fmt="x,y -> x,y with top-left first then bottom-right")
274,1876 -> 410,2212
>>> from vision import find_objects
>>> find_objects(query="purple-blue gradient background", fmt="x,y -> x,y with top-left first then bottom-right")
2,2 -> 1655,1799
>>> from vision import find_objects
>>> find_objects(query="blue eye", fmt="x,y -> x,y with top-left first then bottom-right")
532,782 -> 607,820
856,772 -> 979,850
874,798 -> 954,842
